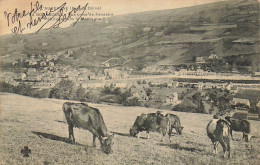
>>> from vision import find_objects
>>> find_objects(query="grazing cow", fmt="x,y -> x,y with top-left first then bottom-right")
225,116 -> 252,142
63,102 -> 114,154
155,111 -> 184,135
206,119 -> 231,158
166,113 -> 184,135
129,113 -> 171,141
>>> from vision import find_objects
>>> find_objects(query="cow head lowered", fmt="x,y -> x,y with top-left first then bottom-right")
129,126 -> 139,137
129,115 -> 145,137
176,126 -> 184,135
100,134 -> 114,154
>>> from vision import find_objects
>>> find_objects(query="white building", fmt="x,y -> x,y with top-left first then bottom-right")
166,92 -> 179,104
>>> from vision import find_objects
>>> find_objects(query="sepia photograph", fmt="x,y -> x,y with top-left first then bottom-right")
0,0 -> 260,164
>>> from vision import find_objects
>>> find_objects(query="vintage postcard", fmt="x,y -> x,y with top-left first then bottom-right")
0,0 -> 260,164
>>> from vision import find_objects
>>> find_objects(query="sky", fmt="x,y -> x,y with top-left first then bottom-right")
0,0 -> 234,35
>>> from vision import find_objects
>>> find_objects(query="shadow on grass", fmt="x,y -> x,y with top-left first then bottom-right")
54,120 -> 67,124
111,131 -> 148,139
32,131 -> 83,146
185,141 -> 208,147
158,143 -> 203,152
111,131 -> 131,137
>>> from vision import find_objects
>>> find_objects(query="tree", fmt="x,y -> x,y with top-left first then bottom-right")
75,85 -> 86,101
49,80 -> 75,99
136,64 -> 145,71
116,90 -> 132,104
13,84 -> 34,96
0,82 -> 14,93
192,92 -> 204,113
217,96 -> 231,114
192,56 -> 197,62
145,88 -> 152,96
101,86 -> 112,94
113,87 -> 121,95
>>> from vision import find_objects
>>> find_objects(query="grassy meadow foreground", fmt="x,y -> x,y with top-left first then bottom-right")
0,93 -> 260,165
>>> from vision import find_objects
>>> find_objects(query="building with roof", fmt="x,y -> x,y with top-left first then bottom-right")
232,98 -> 250,108
130,85 -> 148,101
196,57 -> 206,64
208,54 -> 220,59
166,92 -> 179,105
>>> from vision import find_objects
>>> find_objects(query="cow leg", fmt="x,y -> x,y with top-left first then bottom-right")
168,127 -> 173,137
227,140 -> 231,158
219,140 -> 227,158
137,132 -> 140,138
242,132 -> 248,142
230,130 -> 234,140
161,132 -> 166,142
168,128 -> 173,143
160,135 -> 163,142
92,134 -> 97,147
90,130 -> 100,147
146,131 -> 150,139
242,132 -> 246,140
68,125 -> 75,143
213,141 -> 219,154
168,135 -> 172,143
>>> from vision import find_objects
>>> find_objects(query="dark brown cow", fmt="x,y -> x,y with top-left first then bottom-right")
225,116 -> 252,142
207,118 -> 231,158
129,113 -> 171,141
63,102 -> 114,154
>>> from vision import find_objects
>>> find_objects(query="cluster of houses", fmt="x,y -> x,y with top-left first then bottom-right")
142,65 -> 175,73
128,82 -> 258,111
128,83 -> 181,105
2,67 -> 259,109
16,54 -> 59,69
141,54 -> 225,74
2,62 -> 132,89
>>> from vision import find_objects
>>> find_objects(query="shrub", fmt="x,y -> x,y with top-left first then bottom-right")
49,80 -> 75,100
101,86 -> 113,94
123,97 -> 140,106
13,84 -> 34,96
116,90 -> 132,104
0,82 -> 14,93
74,86 -> 87,101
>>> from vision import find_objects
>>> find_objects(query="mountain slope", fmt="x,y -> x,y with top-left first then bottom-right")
0,0 -> 259,70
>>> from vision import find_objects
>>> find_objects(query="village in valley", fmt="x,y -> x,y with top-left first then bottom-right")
1,47 -> 260,116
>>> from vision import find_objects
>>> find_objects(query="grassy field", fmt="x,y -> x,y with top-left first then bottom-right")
0,93 -> 260,165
